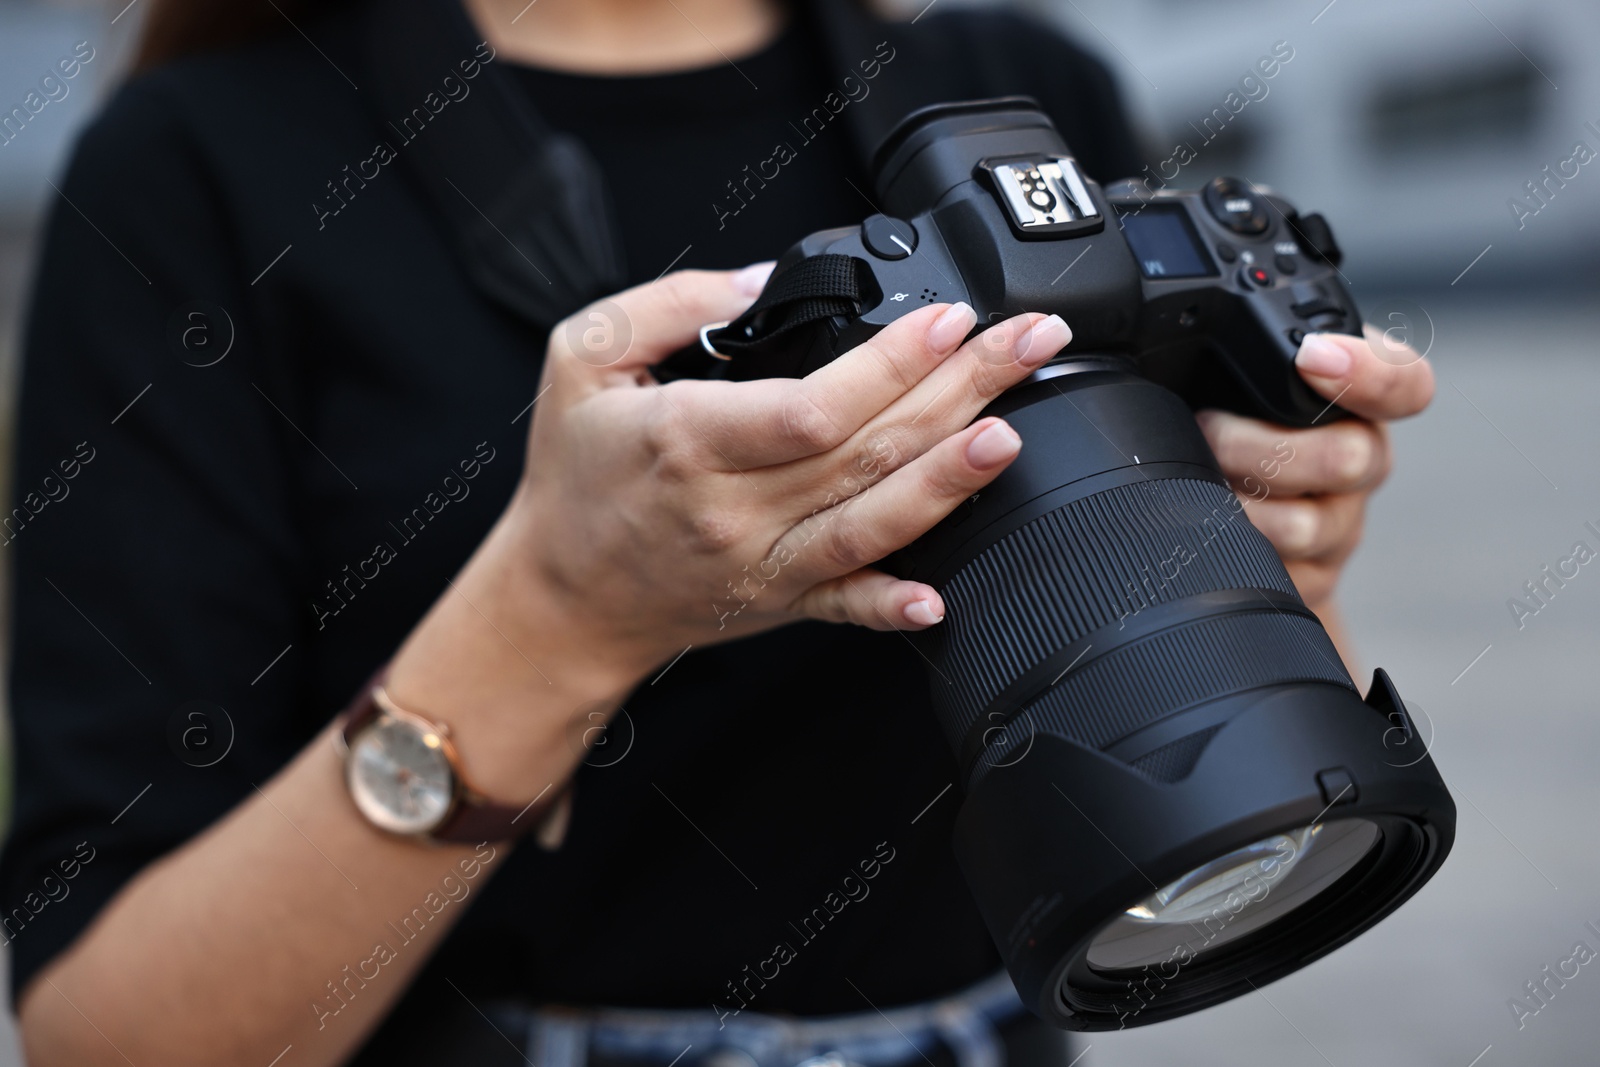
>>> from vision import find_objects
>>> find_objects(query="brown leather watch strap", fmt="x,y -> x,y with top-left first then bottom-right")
338,667 -> 569,845
433,782 -> 567,844
338,665 -> 393,750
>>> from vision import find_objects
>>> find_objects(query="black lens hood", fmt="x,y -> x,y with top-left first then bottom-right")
952,670 -> 1455,1029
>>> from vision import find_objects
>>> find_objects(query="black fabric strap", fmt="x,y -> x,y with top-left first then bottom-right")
707,255 -> 868,359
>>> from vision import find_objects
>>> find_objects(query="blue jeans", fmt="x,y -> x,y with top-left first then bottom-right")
488,972 -> 1045,1067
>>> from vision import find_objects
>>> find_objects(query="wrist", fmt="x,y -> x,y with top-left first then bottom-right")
381,511 -> 644,803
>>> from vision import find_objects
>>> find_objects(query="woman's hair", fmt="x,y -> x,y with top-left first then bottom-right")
134,0 -> 357,70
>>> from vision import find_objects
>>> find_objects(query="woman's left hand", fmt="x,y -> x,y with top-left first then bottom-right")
1196,325 -> 1434,611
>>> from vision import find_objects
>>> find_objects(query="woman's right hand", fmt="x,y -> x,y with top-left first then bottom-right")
507,264 -> 1074,681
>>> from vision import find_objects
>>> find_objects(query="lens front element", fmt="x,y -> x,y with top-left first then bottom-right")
1086,818 -> 1382,972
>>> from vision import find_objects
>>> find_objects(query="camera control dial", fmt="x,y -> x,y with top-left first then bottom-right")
1204,176 -> 1271,235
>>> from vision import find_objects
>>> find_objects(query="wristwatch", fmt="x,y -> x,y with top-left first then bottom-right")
335,672 -> 568,845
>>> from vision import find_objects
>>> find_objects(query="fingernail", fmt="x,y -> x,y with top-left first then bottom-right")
1335,430 -> 1373,483
1017,314 -> 1072,367
904,598 -> 944,626
732,261 -> 776,297
1296,334 -> 1352,379
1283,505 -> 1317,553
967,420 -> 1022,469
926,302 -> 976,353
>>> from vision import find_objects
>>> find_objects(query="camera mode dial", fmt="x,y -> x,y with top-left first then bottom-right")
861,215 -> 919,260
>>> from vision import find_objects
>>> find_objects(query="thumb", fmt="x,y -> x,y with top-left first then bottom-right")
553,263 -> 775,375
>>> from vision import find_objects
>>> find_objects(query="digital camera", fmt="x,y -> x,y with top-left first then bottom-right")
701,99 -> 1454,1030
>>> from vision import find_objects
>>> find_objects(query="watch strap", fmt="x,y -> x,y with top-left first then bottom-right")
338,665 -> 393,750
433,782 -> 567,844
338,668 -> 569,845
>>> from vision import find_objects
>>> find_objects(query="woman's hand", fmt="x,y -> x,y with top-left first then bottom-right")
1196,326 -> 1434,611
508,264 -> 1073,678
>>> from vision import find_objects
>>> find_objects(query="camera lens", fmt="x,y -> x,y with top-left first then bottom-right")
899,362 -> 1453,1027
1085,818 -> 1382,972
897,357 -> 1455,1029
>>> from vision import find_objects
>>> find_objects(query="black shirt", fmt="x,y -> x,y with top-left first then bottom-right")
0,0 -> 1140,1059
512,20 -> 865,279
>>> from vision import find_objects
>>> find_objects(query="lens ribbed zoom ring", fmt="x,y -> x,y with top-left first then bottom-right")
925,478 -> 1320,756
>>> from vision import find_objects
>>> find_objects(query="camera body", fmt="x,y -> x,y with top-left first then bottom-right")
729,97 -> 1358,430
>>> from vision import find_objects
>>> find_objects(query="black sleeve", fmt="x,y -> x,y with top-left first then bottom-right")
0,71 -> 316,1003
949,7 -> 1147,183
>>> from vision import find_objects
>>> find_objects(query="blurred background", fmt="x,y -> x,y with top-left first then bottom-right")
0,0 -> 1596,1063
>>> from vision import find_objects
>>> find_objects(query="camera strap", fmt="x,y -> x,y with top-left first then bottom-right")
705,255 -> 868,360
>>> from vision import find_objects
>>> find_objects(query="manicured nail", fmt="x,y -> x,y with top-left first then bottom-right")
926,302 -> 976,353
1296,334 -> 1352,379
1335,430 -> 1373,483
732,261 -> 776,297
967,420 -> 1022,468
1282,505 -> 1317,553
1017,314 -> 1072,367
904,598 -> 944,626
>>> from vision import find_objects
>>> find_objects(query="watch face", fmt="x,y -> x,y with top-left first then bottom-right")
347,715 -> 455,835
